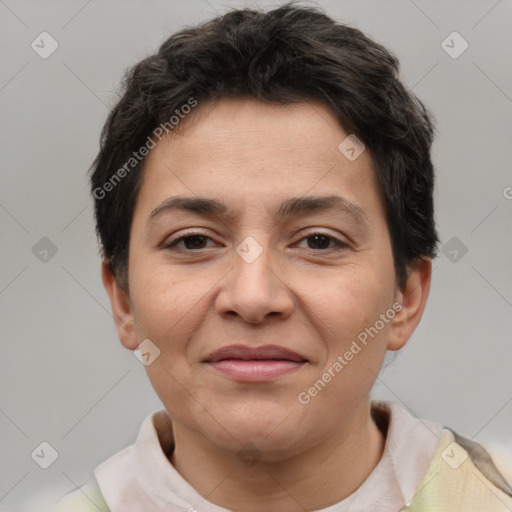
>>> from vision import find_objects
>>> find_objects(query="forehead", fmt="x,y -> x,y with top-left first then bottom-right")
156,97 -> 368,167
136,97 -> 383,221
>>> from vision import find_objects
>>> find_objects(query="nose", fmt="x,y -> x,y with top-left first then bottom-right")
215,237 -> 294,324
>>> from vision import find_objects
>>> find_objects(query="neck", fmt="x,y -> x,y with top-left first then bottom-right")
168,399 -> 386,511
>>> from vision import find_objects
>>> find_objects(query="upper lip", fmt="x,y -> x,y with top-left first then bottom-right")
203,344 -> 308,363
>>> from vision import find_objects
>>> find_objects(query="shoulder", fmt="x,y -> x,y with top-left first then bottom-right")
52,478 -> 110,512
405,428 -> 512,511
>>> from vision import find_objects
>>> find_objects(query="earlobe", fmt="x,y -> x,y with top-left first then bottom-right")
387,258 -> 432,352
101,261 -> 139,350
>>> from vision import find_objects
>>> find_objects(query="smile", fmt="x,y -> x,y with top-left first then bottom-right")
205,359 -> 307,382
202,343 -> 309,382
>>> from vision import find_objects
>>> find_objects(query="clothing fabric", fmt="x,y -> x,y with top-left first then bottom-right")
52,401 -> 512,511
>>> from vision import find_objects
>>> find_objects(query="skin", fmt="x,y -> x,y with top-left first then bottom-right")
102,97 -> 432,511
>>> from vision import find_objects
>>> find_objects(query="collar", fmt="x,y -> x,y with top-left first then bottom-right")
94,400 -> 442,511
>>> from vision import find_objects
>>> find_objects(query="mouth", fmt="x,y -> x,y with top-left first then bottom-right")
203,344 -> 308,382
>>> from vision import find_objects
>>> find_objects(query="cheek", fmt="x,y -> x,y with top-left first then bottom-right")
129,260 -> 208,350
299,263 -> 393,395
129,266 -> 212,417
305,264 -> 392,335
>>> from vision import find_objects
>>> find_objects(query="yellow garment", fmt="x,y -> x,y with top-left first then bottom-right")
404,429 -> 512,511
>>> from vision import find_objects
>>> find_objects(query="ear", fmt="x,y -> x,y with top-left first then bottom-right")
387,257 -> 432,351
101,260 -> 139,350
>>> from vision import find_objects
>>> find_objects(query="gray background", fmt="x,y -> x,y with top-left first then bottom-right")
0,0 -> 511,510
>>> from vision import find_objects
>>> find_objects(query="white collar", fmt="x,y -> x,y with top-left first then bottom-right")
94,400 -> 442,511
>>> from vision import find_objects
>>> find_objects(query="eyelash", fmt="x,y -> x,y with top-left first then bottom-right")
162,230 -> 348,253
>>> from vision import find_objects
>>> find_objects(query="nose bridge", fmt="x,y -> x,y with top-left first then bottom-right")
232,234 -> 276,290
217,233 -> 293,322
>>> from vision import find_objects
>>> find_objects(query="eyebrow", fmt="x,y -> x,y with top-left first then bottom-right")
147,194 -> 369,226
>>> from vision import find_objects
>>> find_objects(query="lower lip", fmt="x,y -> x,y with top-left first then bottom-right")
206,359 -> 306,382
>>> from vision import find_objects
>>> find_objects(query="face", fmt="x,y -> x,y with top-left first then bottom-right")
104,97 -> 429,459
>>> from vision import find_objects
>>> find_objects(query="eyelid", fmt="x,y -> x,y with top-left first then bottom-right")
162,229 -> 216,248
293,230 -> 349,250
162,228 -> 349,252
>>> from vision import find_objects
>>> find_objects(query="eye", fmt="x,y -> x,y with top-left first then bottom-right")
295,232 -> 348,251
163,232 -> 216,251
162,230 -> 348,253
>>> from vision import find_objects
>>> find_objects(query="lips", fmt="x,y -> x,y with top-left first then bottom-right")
203,344 -> 308,363
203,344 -> 308,382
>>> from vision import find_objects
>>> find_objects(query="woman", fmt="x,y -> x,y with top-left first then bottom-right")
54,3 -> 512,510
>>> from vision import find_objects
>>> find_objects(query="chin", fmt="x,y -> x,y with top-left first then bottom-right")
210,402 -> 300,446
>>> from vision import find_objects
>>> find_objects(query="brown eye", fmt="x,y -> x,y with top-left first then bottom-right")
296,232 -> 347,251
306,234 -> 331,250
163,232 -> 215,251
